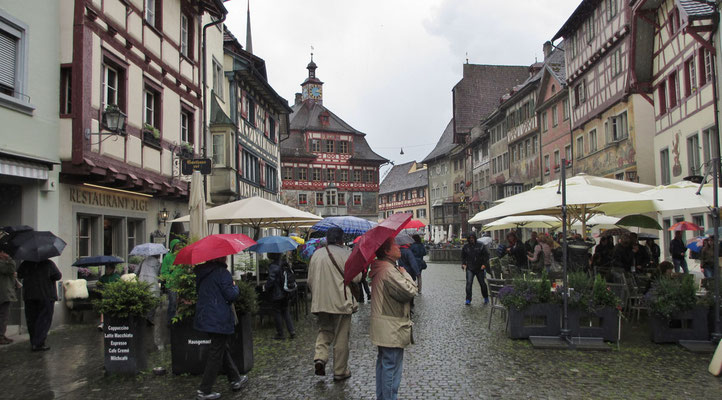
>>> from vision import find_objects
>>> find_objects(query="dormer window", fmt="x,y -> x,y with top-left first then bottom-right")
319,112 -> 330,126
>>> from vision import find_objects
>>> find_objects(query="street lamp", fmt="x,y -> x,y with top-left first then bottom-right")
158,207 -> 169,226
85,105 -> 127,140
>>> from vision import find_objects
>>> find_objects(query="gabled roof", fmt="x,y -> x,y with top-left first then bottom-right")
552,0 -> 598,41
285,102 -> 387,163
422,119 -> 457,164
544,41 -> 567,83
379,162 -> 428,194
452,64 -> 529,136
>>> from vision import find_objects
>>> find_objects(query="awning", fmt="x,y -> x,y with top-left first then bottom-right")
0,157 -> 49,180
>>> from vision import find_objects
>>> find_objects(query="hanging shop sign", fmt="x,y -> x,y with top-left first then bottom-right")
181,158 -> 212,175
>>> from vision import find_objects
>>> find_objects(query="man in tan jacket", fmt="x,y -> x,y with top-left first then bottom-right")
307,227 -> 361,381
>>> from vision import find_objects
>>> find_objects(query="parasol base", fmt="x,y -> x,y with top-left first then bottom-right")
678,340 -> 718,353
529,335 -> 610,351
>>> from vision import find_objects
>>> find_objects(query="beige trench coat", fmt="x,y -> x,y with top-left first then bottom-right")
369,259 -> 418,348
307,245 -> 360,315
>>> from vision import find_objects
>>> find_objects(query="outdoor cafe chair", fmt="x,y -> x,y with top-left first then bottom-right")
487,278 -> 509,330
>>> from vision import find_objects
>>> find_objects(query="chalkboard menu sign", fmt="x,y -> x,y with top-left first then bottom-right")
104,316 -> 147,375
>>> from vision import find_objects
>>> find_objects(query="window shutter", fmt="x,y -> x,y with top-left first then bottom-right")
0,30 -> 17,91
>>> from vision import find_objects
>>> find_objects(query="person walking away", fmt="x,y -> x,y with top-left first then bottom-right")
359,264 -> 372,303
264,253 -> 295,340
461,233 -> 489,305
0,251 -> 17,345
16,258 -> 61,351
700,238 -> 715,279
525,231 -> 539,253
398,244 -> 420,309
504,232 -> 527,271
96,264 -> 121,331
370,238 -> 417,400
194,257 -> 247,400
161,239 -> 182,325
409,235 -> 427,293
645,238 -> 661,268
670,231 -> 689,273
307,227 -> 361,381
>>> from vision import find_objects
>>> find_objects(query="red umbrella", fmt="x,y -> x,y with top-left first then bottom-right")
668,221 -> 703,231
344,212 -> 412,284
403,219 -> 426,229
174,234 -> 256,265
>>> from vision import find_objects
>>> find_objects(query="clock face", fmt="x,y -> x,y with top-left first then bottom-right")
310,86 -> 321,98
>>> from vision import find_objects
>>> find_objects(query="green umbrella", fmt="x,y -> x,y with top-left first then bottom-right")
616,214 -> 662,230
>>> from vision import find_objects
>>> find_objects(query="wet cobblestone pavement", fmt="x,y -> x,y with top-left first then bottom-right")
2,262 -> 721,399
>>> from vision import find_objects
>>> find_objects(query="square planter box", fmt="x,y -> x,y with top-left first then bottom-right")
567,307 -> 620,342
103,315 -> 147,375
650,306 -> 709,344
508,303 -> 561,339
170,315 -> 254,375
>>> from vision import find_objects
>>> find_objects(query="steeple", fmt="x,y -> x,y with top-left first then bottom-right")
301,51 -> 323,105
246,0 -> 253,54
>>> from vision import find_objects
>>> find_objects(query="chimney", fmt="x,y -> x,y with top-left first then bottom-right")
295,93 -> 302,106
543,41 -> 553,60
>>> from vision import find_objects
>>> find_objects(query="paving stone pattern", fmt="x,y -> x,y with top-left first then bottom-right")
1,262 -> 721,399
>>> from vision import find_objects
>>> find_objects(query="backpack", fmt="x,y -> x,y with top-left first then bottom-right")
282,265 -> 297,293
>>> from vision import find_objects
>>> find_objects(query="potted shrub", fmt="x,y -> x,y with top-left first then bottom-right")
644,275 -> 709,343
179,141 -> 194,158
565,273 -> 622,342
143,124 -> 161,149
499,271 -> 561,339
230,280 -> 258,373
93,280 -> 159,375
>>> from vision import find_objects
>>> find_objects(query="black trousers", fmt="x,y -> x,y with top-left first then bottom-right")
361,279 -> 371,299
272,298 -> 294,337
465,269 -> 489,302
24,299 -> 55,347
199,332 -> 242,394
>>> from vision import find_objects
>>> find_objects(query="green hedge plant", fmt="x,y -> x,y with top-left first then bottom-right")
93,280 -> 160,318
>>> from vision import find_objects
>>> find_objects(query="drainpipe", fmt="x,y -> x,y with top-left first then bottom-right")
202,11 -> 227,194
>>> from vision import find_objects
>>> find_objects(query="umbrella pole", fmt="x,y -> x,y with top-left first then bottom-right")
712,157 -> 721,342
561,159 -> 570,341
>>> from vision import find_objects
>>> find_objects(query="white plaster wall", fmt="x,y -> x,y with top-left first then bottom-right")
100,134 -> 126,161
104,0 -> 127,29
127,135 -> 143,167
163,89 -> 181,144
144,26 -> 161,57
163,0 -> 181,45
126,65 -> 143,131
162,41 -> 180,71
630,95 -> 656,186
143,147 -> 161,172
59,0 -> 74,64
127,12 -> 143,44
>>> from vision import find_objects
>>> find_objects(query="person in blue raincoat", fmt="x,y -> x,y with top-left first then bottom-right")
194,257 -> 247,400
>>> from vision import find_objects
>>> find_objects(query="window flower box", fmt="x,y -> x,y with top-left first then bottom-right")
142,125 -> 161,150
179,142 -> 194,159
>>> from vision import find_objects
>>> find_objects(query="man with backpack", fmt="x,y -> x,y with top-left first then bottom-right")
264,253 -> 295,340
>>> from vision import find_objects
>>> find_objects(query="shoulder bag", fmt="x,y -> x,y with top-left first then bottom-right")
326,246 -> 362,304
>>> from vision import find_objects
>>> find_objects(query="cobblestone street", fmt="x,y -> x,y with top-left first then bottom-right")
1,262 -> 721,399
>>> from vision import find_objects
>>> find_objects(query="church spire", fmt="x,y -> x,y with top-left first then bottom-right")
246,0 -> 253,54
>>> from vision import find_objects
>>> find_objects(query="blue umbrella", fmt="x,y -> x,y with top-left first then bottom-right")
72,255 -> 124,266
311,216 -> 377,236
247,236 -> 299,254
686,236 -> 706,253
300,238 -> 326,260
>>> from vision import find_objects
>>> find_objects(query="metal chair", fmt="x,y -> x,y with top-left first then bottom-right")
487,278 -> 508,330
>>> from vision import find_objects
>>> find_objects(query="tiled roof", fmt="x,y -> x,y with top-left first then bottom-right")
280,132 -> 316,159
285,102 -> 387,163
422,119 -> 457,164
452,64 -> 529,135
553,0 -> 596,41
679,0 -> 716,19
545,41 -> 567,84
379,162 -> 428,194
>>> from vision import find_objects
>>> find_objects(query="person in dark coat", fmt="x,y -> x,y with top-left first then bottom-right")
409,235 -> 427,293
0,251 -> 17,345
194,257 -> 247,400
461,233 -> 489,305
504,232 -> 527,270
612,234 -> 635,272
264,253 -> 295,340
16,259 -> 61,351
645,238 -> 661,268
670,231 -> 689,273
593,236 -> 615,267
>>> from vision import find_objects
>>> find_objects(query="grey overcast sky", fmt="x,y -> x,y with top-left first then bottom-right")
224,0 -> 580,176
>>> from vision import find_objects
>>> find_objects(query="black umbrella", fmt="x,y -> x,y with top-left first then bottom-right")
72,255 -> 124,266
0,225 -> 34,252
10,231 -> 66,262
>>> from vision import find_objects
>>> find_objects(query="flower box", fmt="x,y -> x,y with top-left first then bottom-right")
103,315 -> 148,375
649,306 -> 709,343
567,307 -> 620,342
143,130 -> 161,150
507,303 -> 561,339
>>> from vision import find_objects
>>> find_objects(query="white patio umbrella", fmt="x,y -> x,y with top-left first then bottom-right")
640,180 -> 714,212
482,215 -> 558,231
188,171 -> 208,240
469,173 -> 658,234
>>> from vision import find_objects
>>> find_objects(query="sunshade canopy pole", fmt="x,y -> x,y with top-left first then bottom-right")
560,159 -> 570,341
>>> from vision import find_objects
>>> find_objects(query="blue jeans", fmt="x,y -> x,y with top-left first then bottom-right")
465,268 -> 488,302
673,258 -> 689,274
376,346 -> 404,400
703,267 -> 714,279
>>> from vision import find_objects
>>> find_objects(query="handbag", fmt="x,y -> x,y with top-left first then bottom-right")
326,246 -> 362,305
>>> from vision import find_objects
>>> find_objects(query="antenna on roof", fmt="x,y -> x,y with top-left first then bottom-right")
310,45 -> 314,62
465,52 -> 469,64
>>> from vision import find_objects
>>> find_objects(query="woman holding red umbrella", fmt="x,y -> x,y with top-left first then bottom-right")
369,238 -> 418,400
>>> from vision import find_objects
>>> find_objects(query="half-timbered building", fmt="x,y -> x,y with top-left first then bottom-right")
279,59 -> 387,220
553,0 -> 655,184
56,0 -> 226,296
378,162 -> 429,225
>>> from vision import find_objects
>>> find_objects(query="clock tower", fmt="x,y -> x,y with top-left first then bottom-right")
301,54 -> 323,105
